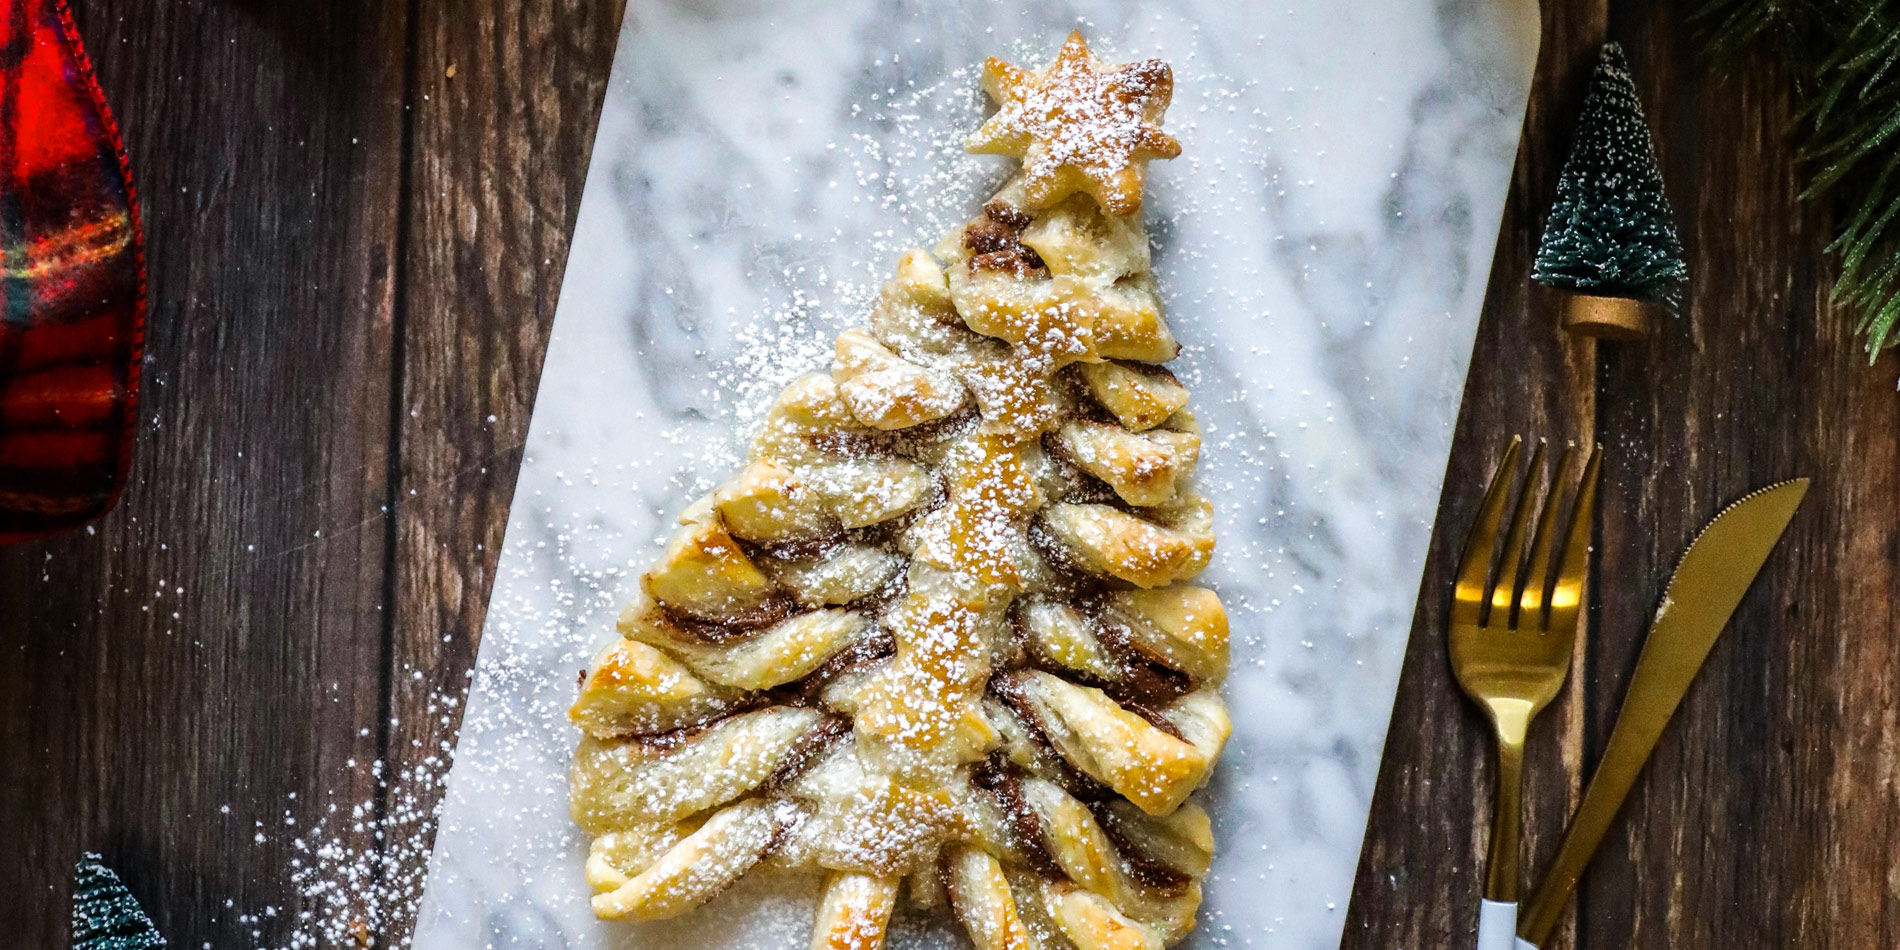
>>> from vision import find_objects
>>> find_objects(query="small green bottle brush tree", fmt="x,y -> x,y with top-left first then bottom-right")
1534,42 -> 1688,340
72,855 -> 165,950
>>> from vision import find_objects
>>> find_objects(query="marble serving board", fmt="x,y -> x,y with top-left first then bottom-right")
411,2 -> 1539,948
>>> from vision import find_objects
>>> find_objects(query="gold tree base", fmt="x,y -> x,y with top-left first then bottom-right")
1561,293 -> 1655,340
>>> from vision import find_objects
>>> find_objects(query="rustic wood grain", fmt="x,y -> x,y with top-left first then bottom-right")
379,2 -> 620,941
0,0 -> 409,946
1570,5 -> 1900,948
0,0 -> 615,946
1343,2 -> 1604,945
1347,1 -> 1900,948
3,0 -> 1898,947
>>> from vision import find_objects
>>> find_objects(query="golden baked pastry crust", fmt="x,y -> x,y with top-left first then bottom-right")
568,33 -> 1228,950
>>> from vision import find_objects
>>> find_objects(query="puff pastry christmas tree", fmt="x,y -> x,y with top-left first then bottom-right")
569,32 -> 1231,950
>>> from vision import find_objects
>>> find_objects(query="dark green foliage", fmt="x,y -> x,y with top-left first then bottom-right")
1534,43 -> 1689,308
1697,0 -> 1900,358
72,854 -> 165,950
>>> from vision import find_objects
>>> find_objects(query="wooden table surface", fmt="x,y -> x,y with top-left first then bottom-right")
4,1 -> 1896,947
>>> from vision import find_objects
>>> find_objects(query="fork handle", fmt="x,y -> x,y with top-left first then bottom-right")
1484,734 -> 1525,900
1477,900 -> 1517,950
1479,726 -> 1526,950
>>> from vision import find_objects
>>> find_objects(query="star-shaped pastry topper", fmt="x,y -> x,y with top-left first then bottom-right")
966,31 -> 1181,217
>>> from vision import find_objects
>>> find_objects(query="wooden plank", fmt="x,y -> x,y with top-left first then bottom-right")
379,1 -> 621,943
1342,1 -> 1604,946
1578,3 -> 1900,947
1352,0 -> 1900,947
0,1 -> 407,946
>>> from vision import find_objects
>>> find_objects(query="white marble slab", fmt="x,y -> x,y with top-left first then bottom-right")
411,2 -> 1538,948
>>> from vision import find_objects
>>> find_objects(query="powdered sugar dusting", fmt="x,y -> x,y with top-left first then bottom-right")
397,4 -> 1541,950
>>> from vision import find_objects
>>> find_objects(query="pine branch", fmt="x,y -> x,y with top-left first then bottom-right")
1696,0 -> 1900,357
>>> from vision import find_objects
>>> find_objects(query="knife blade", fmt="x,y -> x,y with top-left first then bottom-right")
1515,478 -> 1809,948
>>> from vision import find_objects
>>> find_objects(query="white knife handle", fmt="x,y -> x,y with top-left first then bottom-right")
1477,899 -> 1518,950
1515,939 -> 1540,950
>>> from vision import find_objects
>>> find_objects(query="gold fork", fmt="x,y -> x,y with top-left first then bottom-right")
1448,436 -> 1600,950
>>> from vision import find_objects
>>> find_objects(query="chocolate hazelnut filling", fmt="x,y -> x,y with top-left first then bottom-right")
1025,518 -> 1100,590
760,805 -> 804,860
807,403 -> 980,461
1086,801 -> 1194,896
842,568 -> 908,616
758,716 -> 851,795
660,594 -> 800,643
1124,360 -> 1184,385
973,756 -> 1063,879
1119,700 -> 1187,741
1056,365 -> 1125,426
1089,611 -> 1198,708
1117,665 -> 1196,710
983,200 -> 1034,230
986,672 -> 1115,802
769,628 -> 896,706
619,710 -> 747,753
1010,596 -> 1191,709
1001,601 -> 1036,669
746,535 -> 846,563
1040,430 -> 1137,509
806,429 -> 904,459
964,201 -> 1048,276
964,217 -> 1021,256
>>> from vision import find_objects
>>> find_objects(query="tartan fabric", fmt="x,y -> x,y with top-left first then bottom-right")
0,0 -> 145,542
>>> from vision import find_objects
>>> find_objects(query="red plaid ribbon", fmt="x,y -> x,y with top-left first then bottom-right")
0,0 -> 145,542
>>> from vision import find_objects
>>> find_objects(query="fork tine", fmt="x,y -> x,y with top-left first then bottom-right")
1489,439 -> 1546,626
1518,442 -> 1576,629
1451,436 -> 1522,627
1544,443 -> 1602,640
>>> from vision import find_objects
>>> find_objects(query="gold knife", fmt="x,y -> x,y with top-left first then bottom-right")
1515,479 -> 1810,949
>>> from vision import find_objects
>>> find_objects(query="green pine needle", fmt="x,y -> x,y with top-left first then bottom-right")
72,854 -> 165,950
1534,43 -> 1690,307
1696,0 -> 1900,358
